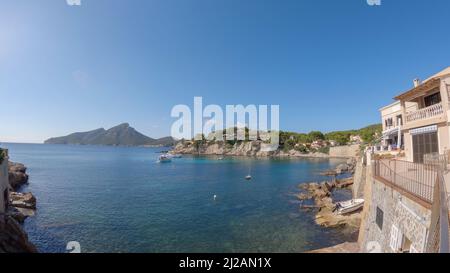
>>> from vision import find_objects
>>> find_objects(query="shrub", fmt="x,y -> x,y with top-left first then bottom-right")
295,145 -> 309,154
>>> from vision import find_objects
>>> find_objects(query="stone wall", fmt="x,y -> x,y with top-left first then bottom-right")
359,174 -> 431,253
0,157 -> 8,214
329,144 -> 360,158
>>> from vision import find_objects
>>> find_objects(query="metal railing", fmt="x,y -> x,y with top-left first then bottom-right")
373,159 -> 437,205
373,157 -> 450,253
424,152 -> 449,171
426,171 -> 450,253
405,102 -> 444,123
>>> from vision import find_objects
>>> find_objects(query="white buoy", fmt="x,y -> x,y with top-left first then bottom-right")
213,195 -> 217,201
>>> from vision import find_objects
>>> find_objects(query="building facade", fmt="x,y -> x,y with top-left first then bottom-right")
379,101 -> 403,150
395,67 -> 450,163
360,67 -> 450,253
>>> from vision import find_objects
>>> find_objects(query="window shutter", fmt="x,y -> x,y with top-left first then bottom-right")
390,225 -> 399,251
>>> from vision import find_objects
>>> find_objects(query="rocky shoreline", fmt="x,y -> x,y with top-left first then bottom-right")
171,141 -> 342,158
7,162 -> 37,223
297,158 -> 362,230
0,161 -> 37,253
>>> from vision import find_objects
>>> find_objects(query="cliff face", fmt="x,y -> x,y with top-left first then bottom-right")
0,215 -> 38,253
171,141 -> 330,158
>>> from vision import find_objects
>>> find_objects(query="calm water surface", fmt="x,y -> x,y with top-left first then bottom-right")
3,143 -> 355,253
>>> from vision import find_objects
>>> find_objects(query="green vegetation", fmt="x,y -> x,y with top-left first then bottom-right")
187,124 -> 382,154
325,124 -> 382,145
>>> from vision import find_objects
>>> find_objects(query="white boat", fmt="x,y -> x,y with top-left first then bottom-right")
335,199 -> 364,215
245,175 -> 252,180
158,154 -> 172,163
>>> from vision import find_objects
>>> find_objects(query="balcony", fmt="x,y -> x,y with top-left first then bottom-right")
405,103 -> 444,124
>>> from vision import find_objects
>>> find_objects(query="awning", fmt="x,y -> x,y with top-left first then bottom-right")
382,127 -> 400,139
410,125 -> 438,136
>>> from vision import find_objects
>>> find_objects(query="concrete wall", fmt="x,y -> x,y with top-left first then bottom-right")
359,175 -> 431,253
0,157 -> 8,214
329,144 -> 360,158
352,158 -> 367,199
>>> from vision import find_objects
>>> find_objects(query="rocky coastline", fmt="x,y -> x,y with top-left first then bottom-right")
297,158 -> 362,231
0,161 -> 37,253
171,141 -> 335,158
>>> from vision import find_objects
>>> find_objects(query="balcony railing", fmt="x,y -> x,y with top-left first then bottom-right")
405,102 -> 444,123
373,159 -> 437,205
424,152 -> 450,171
373,158 -> 450,253
426,171 -> 450,253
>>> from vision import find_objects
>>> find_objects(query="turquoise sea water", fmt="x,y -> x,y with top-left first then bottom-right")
2,143 -> 355,253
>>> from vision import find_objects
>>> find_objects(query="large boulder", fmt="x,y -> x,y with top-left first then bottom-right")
8,162 -> 29,190
335,163 -> 349,174
9,192 -> 36,210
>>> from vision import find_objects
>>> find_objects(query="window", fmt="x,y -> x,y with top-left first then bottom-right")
385,118 -> 393,128
396,115 -> 402,126
412,132 -> 438,163
424,92 -> 441,107
376,207 -> 384,230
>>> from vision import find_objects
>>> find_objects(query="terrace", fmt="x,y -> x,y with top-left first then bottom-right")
373,157 -> 450,252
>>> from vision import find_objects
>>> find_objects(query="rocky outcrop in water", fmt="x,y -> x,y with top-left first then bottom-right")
8,162 -> 29,190
10,192 -> 36,210
297,178 -> 361,229
0,215 -> 38,253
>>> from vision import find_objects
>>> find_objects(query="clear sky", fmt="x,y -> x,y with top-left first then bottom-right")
1,0 -> 450,143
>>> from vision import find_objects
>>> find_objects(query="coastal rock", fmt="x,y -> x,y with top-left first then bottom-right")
6,207 -> 35,223
297,193 -> 313,200
335,163 -> 349,175
8,162 -> 29,190
10,192 -> 37,210
336,177 -> 354,189
171,140 -> 333,158
0,215 -> 38,253
297,175 -> 360,229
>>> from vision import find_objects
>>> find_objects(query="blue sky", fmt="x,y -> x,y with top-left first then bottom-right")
1,0 -> 450,143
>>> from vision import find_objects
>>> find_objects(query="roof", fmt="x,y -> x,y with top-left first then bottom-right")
379,101 -> 400,112
394,66 -> 450,101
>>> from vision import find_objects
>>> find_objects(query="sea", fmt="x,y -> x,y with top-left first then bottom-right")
2,143 -> 356,253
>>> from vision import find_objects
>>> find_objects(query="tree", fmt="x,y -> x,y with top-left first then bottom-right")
308,131 -> 325,141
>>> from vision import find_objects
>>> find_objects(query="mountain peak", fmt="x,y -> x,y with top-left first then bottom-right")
44,123 -> 175,147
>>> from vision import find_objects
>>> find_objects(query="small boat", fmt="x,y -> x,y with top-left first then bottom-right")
335,199 -> 364,215
158,154 -> 172,163
245,175 -> 252,180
